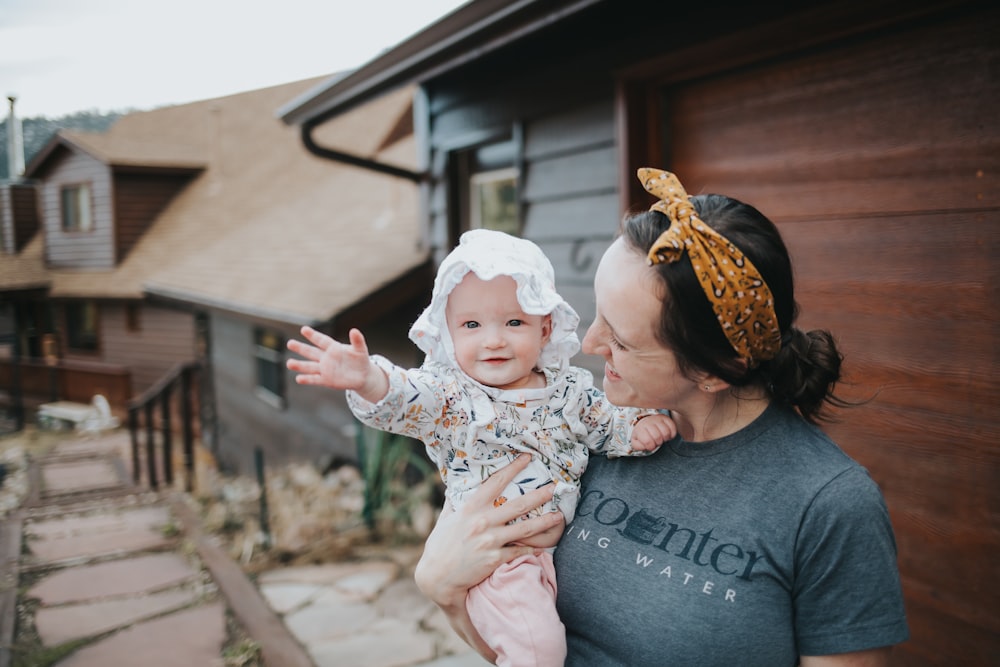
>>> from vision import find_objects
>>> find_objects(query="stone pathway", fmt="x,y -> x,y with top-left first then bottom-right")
0,429 -> 489,667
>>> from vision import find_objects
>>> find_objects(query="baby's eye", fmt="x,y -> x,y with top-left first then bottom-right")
463,321 -> 480,329
507,319 -> 523,327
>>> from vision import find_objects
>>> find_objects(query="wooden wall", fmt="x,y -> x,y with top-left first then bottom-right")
39,149 -> 115,268
662,10 -> 998,663
113,171 -> 193,262
92,302 -> 197,393
0,182 -> 39,253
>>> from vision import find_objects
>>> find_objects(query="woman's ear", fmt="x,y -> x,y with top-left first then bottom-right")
692,371 -> 732,395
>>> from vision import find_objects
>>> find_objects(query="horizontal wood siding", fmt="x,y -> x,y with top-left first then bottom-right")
663,7 -> 998,662
11,183 -> 39,252
428,78 -> 619,374
0,185 -> 11,253
41,150 -> 115,268
97,303 -> 197,393
210,307 -> 422,475
114,172 -> 192,261
0,183 -> 38,253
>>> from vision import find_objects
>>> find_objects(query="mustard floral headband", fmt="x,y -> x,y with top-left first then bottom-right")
639,167 -> 781,366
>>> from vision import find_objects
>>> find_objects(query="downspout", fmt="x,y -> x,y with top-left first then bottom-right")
301,118 -> 426,183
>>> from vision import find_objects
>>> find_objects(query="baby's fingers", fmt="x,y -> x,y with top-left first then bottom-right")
286,338 -> 321,361
347,328 -> 370,356
300,325 -> 334,350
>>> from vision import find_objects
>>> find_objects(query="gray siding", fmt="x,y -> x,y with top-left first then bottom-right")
209,310 -> 421,475
41,151 -> 115,268
210,304 -> 422,473
426,88 -> 618,377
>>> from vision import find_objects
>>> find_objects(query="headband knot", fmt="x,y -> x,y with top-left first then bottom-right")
638,167 -> 781,366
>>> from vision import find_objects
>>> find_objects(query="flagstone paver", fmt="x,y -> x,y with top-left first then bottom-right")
53,603 -> 227,667
41,460 -> 120,493
35,588 -> 199,645
24,506 -> 172,562
5,428 -> 496,667
28,553 -> 198,605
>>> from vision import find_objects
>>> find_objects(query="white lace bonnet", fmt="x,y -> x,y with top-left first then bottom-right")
408,229 -> 581,370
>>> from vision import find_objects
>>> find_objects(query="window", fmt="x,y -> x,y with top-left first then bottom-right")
65,301 -> 99,351
470,167 -> 519,235
61,184 -> 93,232
452,138 -> 521,243
254,328 -> 285,405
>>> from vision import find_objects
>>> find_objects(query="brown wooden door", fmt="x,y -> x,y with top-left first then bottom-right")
658,7 -> 998,664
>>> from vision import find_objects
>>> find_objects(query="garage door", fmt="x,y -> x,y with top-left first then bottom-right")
662,7 -> 998,664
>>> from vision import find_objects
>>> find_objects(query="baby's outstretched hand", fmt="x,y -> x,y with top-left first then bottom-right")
631,413 -> 677,452
286,326 -> 383,398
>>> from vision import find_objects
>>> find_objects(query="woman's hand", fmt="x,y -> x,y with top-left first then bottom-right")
414,454 -> 564,658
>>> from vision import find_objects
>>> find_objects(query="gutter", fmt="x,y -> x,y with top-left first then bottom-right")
283,0 -> 602,181
300,118 -> 426,183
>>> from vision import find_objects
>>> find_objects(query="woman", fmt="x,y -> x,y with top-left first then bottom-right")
414,168 -> 909,665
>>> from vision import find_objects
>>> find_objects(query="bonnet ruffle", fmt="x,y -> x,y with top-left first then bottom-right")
409,229 -> 580,370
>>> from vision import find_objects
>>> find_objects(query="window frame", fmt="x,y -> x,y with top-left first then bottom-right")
60,183 -> 94,233
253,327 -> 286,408
64,300 -> 99,353
469,166 -> 520,235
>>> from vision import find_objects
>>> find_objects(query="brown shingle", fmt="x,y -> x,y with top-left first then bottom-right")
33,77 -> 426,324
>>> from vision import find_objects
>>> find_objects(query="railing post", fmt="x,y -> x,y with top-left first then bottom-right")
144,402 -> 157,489
128,408 -> 140,484
181,367 -> 195,493
161,387 -> 173,487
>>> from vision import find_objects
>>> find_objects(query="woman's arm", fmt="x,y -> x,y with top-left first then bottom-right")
414,454 -> 565,661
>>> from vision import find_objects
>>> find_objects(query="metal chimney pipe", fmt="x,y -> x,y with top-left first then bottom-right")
7,96 -> 25,179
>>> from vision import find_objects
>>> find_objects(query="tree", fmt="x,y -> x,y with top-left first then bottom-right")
0,110 -> 123,180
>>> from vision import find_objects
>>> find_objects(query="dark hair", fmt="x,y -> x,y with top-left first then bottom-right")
620,194 -> 845,424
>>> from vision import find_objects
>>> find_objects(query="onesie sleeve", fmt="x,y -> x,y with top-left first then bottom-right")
566,367 -> 660,458
346,355 -> 449,444
793,467 -> 910,655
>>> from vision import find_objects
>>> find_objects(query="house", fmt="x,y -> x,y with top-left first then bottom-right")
0,77 -> 432,473
277,0 -> 998,662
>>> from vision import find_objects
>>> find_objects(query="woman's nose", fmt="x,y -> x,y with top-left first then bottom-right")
581,322 -> 604,356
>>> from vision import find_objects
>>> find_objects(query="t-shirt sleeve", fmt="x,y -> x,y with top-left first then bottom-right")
793,466 -> 910,655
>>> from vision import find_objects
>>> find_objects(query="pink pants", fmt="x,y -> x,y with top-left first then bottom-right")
466,552 -> 566,667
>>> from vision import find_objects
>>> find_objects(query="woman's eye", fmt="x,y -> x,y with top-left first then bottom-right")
609,335 -> 626,351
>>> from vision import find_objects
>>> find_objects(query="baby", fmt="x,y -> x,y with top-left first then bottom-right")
287,229 -> 676,666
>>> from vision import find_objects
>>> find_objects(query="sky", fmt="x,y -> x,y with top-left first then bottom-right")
0,0 -> 469,118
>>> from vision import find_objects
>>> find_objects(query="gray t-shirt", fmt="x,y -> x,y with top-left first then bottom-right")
554,404 -> 908,666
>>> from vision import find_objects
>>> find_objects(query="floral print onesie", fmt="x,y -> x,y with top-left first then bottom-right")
347,355 -> 651,523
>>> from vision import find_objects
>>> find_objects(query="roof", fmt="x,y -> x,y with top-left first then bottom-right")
0,234 -> 48,291
25,129 -> 207,177
10,77 -> 428,325
278,0 -> 601,125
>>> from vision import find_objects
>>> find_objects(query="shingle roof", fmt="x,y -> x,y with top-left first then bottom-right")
0,234 -> 48,291
20,77 -> 427,325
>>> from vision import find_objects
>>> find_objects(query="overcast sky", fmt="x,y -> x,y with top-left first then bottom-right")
0,0 -> 468,118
